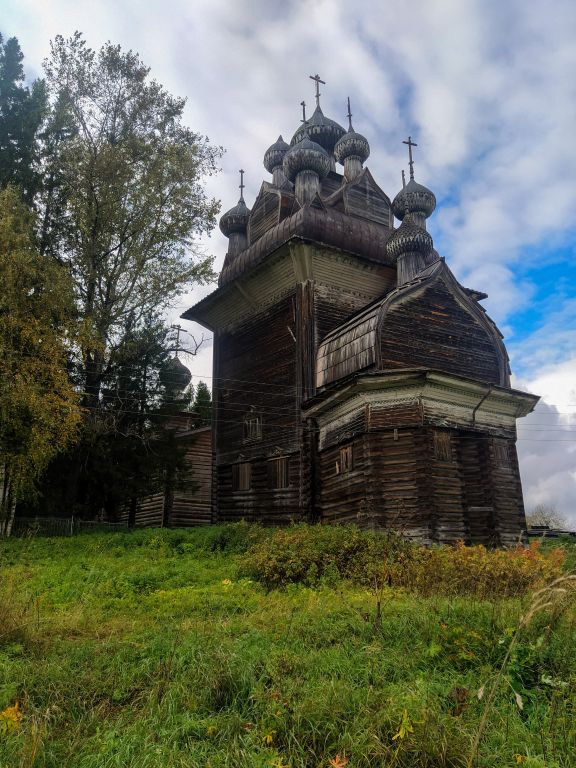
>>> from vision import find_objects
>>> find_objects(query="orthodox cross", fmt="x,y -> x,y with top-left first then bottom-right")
239,168 -> 245,200
346,96 -> 353,129
300,100 -> 307,127
170,324 -> 183,356
401,169 -> 406,188
309,74 -> 325,107
402,135 -> 418,180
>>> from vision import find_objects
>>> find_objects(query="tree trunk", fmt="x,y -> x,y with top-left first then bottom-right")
0,462 -> 16,535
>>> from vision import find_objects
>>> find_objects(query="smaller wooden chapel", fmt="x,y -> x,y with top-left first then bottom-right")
183,76 -> 538,545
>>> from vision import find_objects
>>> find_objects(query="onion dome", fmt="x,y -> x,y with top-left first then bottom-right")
290,105 -> 346,153
219,196 -> 250,236
283,134 -> 331,183
264,135 -> 290,173
392,177 -> 436,222
159,356 -> 192,394
386,213 -> 433,262
334,99 -> 370,165
334,127 -> 370,165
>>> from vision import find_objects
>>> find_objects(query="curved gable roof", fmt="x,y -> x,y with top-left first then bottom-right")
316,260 -> 510,389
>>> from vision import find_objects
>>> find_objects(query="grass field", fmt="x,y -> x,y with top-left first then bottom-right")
0,525 -> 575,768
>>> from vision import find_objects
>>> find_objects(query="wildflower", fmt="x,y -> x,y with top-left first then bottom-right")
329,756 -> 349,768
0,702 -> 23,734
514,756 -> 527,764
262,729 -> 276,745
221,579 -> 232,586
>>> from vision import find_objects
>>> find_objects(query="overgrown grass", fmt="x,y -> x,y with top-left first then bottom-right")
0,524 -> 574,768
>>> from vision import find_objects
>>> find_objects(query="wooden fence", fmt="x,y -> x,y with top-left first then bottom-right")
6,517 -> 129,537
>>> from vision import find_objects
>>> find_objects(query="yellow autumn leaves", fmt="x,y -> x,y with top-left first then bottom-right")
0,702 -> 22,735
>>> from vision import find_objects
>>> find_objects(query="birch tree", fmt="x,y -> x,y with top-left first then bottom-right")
40,33 -> 221,407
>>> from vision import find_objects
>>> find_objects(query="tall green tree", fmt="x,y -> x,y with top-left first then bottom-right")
32,33 -> 221,514
0,186 -> 81,530
0,34 -> 46,202
193,380 -> 212,427
39,33 -> 221,408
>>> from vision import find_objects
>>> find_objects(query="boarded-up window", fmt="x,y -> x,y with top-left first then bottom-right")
493,439 -> 512,469
336,445 -> 354,474
269,457 -> 289,489
433,431 -> 453,462
232,462 -> 251,491
243,415 -> 262,440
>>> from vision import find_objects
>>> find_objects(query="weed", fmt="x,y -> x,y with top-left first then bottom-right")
0,525 -> 573,768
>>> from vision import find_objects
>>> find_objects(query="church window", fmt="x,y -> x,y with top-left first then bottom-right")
232,462 -> 251,491
243,414 -> 262,440
336,445 -> 354,474
269,457 -> 289,489
433,431 -> 453,462
493,439 -> 512,469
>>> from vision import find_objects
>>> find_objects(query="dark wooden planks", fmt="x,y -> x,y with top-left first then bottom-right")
379,283 -> 502,384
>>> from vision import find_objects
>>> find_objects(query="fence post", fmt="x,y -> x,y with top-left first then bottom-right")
70,516 -> 74,536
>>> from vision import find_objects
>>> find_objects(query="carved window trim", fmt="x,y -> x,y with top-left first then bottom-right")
492,439 -> 513,470
336,444 -> 354,475
232,462 -> 251,491
433,431 -> 454,462
243,409 -> 262,442
268,456 -> 289,489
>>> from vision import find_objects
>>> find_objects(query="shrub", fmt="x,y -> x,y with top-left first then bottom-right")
398,540 -> 566,598
239,524 -> 410,590
241,526 -> 565,597
199,520 -> 268,554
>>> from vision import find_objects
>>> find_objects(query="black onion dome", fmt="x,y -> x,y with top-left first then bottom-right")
283,134 -> 331,183
159,356 -> 192,393
264,135 -> 290,173
392,178 -> 436,221
334,127 -> 370,165
290,105 -> 346,153
386,214 -> 434,261
219,197 -> 250,237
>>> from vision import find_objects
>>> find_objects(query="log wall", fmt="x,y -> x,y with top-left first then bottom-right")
315,402 -> 526,544
379,282 -> 503,384
216,454 -> 301,525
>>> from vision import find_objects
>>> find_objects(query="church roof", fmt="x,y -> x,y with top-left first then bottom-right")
316,259 -> 510,389
218,198 -> 394,286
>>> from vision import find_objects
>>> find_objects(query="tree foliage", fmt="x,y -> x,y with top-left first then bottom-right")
0,32 -> 221,519
39,33 -> 222,404
0,186 -> 81,525
193,380 -> 212,427
0,34 -> 47,202
33,318 -> 192,519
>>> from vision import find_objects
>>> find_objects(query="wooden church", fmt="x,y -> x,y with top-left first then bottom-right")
183,77 -> 538,546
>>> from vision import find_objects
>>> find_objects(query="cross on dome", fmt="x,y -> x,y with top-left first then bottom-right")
239,169 -> 245,200
309,74 -> 325,107
402,135 -> 418,180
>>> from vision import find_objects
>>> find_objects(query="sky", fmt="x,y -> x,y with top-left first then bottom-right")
2,0 -> 575,523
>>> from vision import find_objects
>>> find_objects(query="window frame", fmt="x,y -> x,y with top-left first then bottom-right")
232,461 -> 252,491
336,444 -> 354,475
268,456 -> 289,489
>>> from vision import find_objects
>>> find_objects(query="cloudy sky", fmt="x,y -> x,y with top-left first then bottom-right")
3,0 -> 576,522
